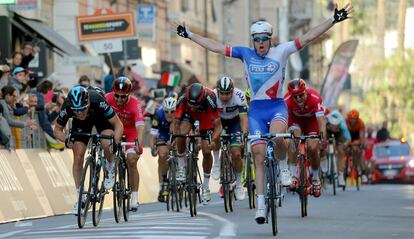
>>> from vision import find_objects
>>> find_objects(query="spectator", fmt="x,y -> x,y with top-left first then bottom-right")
104,65 -> 119,93
0,64 -> 10,89
78,75 -> 91,86
9,52 -> 23,72
10,67 -> 29,94
0,86 -> 37,148
376,121 -> 391,143
20,42 -> 40,68
31,80 -> 55,137
47,90 -> 65,123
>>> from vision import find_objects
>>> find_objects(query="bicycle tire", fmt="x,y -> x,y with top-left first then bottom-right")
221,153 -> 229,213
77,156 -> 94,229
343,157 -> 350,191
268,160 -> 278,236
245,154 -> 255,209
188,156 -> 197,217
113,159 -> 122,223
354,161 -> 360,191
92,162 -> 105,227
330,153 -> 336,196
122,163 -> 130,221
299,154 -> 307,218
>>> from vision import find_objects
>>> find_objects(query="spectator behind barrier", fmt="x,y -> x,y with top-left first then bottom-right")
20,42 -> 40,68
0,86 -> 37,148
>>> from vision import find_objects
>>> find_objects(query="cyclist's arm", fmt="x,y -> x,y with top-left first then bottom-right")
136,124 -> 144,148
108,114 -> 124,145
297,19 -> 334,49
189,33 -> 226,55
240,113 -> 248,134
317,115 -> 326,141
212,118 -> 222,142
149,117 -> 159,148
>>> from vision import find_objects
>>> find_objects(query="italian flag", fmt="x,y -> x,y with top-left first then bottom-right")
161,72 -> 180,87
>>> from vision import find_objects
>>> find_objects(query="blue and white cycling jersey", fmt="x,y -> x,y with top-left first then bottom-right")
327,110 -> 351,140
226,39 -> 301,102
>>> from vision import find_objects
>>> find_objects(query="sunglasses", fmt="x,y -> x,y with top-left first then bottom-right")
253,36 -> 271,42
164,110 -> 175,114
219,91 -> 232,96
293,93 -> 305,100
71,105 -> 88,113
114,93 -> 128,99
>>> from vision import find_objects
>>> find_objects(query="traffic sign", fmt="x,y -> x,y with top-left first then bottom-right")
77,11 -> 135,42
93,39 -> 123,54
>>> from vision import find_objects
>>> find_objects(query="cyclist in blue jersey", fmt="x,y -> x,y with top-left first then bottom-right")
149,97 -> 177,202
175,3 -> 352,224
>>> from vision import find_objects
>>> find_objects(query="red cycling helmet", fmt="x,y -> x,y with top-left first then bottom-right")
347,109 -> 360,119
288,78 -> 307,95
185,83 -> 205,107
112,76 -> 132,94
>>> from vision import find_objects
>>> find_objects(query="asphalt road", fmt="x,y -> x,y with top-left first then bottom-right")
1,184 -> 414,239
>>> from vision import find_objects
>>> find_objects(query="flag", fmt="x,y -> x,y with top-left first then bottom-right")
320,40 -> 359,109
161,72 -> 180,87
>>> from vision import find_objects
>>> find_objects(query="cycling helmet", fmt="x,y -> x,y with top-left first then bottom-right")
185,83 -> 205,107
112,76 -> 132,94
168,91 -> 178,100
68,85 -> 89,110
327,112 -> 342,126
347,109 -> 360,119
287,78 -> 307,95
216,76 -> 234,94
250,21 -> 273,36
162,97 -> 177,112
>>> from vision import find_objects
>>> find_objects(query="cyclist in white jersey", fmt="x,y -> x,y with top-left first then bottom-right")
175,3 -> 352,224
211,76 -> 248,200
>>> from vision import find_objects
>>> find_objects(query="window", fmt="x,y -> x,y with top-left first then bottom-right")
181,0 -> 189,12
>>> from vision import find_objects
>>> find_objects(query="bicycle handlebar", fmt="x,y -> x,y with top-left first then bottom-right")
71,132 -> 115,140
248,133 -> 293,140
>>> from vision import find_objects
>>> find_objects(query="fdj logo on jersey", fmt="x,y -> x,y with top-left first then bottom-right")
249,62 -> 279,74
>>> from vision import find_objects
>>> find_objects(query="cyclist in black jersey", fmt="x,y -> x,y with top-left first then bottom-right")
53,85 -> 124,214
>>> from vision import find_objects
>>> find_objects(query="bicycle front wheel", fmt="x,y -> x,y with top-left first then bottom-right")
77,156 -> 94,229
299,155 -> 307,218
113,158 -> 122,223
92,161 -> 105,227
268,160 -> 277,236
188,156 -> 197,217
329,153 -> 336,196
122,163 -> 131,221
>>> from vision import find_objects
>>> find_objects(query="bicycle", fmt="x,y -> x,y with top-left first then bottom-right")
219,131 -> 242,213
243,135 -> 255,209
344,143 -> 361,191
172,133 -> 210,217
165,144 -> 184,212
73,132 -> 115,228
326,135 -> 338,195
113,137 -> 139,223
292,134 -> 321,218
248,133 -> 292,236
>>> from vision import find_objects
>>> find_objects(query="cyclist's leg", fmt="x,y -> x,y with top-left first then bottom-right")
212,119 -> 225,180
228,118 -> 244,199
336,144 -> 346,186
157,142 -> 169,202
96,118 -> 116,189
201,130 -> 216,203
305,119 -> 322,196
287,125 -> 301,189
126,151 -> 139,207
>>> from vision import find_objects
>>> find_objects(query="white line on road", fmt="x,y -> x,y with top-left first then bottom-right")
0,230 -> 28,238
198,211 -> 236,237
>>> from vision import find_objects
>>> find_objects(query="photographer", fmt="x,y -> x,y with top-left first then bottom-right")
47,90 -> 65,123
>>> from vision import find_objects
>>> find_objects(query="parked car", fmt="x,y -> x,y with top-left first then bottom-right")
371,139 -> 414,183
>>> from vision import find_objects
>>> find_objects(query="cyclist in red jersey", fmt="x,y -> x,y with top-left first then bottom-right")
173,83 -> 222,205
284,79 -> 326,197
106,76 -> 145,212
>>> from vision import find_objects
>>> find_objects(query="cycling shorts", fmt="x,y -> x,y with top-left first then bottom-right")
71,117 -> 113,145
288,115 -> 320,135
248,99 -> 288,146
222,117 -> 242,146
124,130 -> 138,155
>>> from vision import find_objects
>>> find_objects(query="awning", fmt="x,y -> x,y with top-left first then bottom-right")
12,13 -> 84,56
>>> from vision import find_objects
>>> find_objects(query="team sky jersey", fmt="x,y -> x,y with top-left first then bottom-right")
106,92 -> 145,135
150,106 -> 171,140
225,39 -> 301,101
346,118 -> 365,141
326,110 -> 351,140
174,88 -> 220,130
213,87 -> 247,120
57,88 -> 115,127
284,88 -> 325,118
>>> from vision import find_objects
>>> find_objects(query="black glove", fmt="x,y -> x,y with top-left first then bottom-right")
151,145 -> 157,157
332,7 -> 349,23
177,24 -> 193,39
112,142 -> 118,155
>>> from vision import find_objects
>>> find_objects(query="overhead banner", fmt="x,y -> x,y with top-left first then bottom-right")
320,40 -> 358,109
77,11 -> 136,42
137,4 -> 156,41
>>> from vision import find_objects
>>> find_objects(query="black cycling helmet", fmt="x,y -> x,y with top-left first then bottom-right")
216,76 -> 234,94
112,76 -> 132,94
185,83 -> 205,106
68,85 -> 89,110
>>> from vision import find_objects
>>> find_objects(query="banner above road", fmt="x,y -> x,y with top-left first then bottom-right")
76,9 -> 136,42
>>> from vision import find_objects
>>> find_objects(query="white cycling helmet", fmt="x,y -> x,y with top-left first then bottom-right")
162,97 -> 177,112
327,112 -> 342,126
250,21 -> 273,36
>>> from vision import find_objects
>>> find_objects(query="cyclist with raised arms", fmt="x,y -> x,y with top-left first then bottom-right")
54,85 -> 124,214
173,83 -> 222,205
106,77 -> 145,212
284,79 -> 326,197
149,97 -> 177,202
211,76 -> 248,200
326,110 -> 351,187
175,3 -> 352,223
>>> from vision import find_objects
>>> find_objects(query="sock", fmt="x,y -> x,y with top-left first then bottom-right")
235,172 -> 241,185
203,173 -> 210,189
280,157 -> 288,170
178,154 -> 185,168
213,151 -> 220,164
290,164 -> 298,178
257,194 -> 265,209
312,169 -> 319,180
131,191 -> 138,202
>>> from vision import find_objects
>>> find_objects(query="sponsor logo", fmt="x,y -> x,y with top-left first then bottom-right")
100,101 -> 109,109
249,62 -> 279,74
